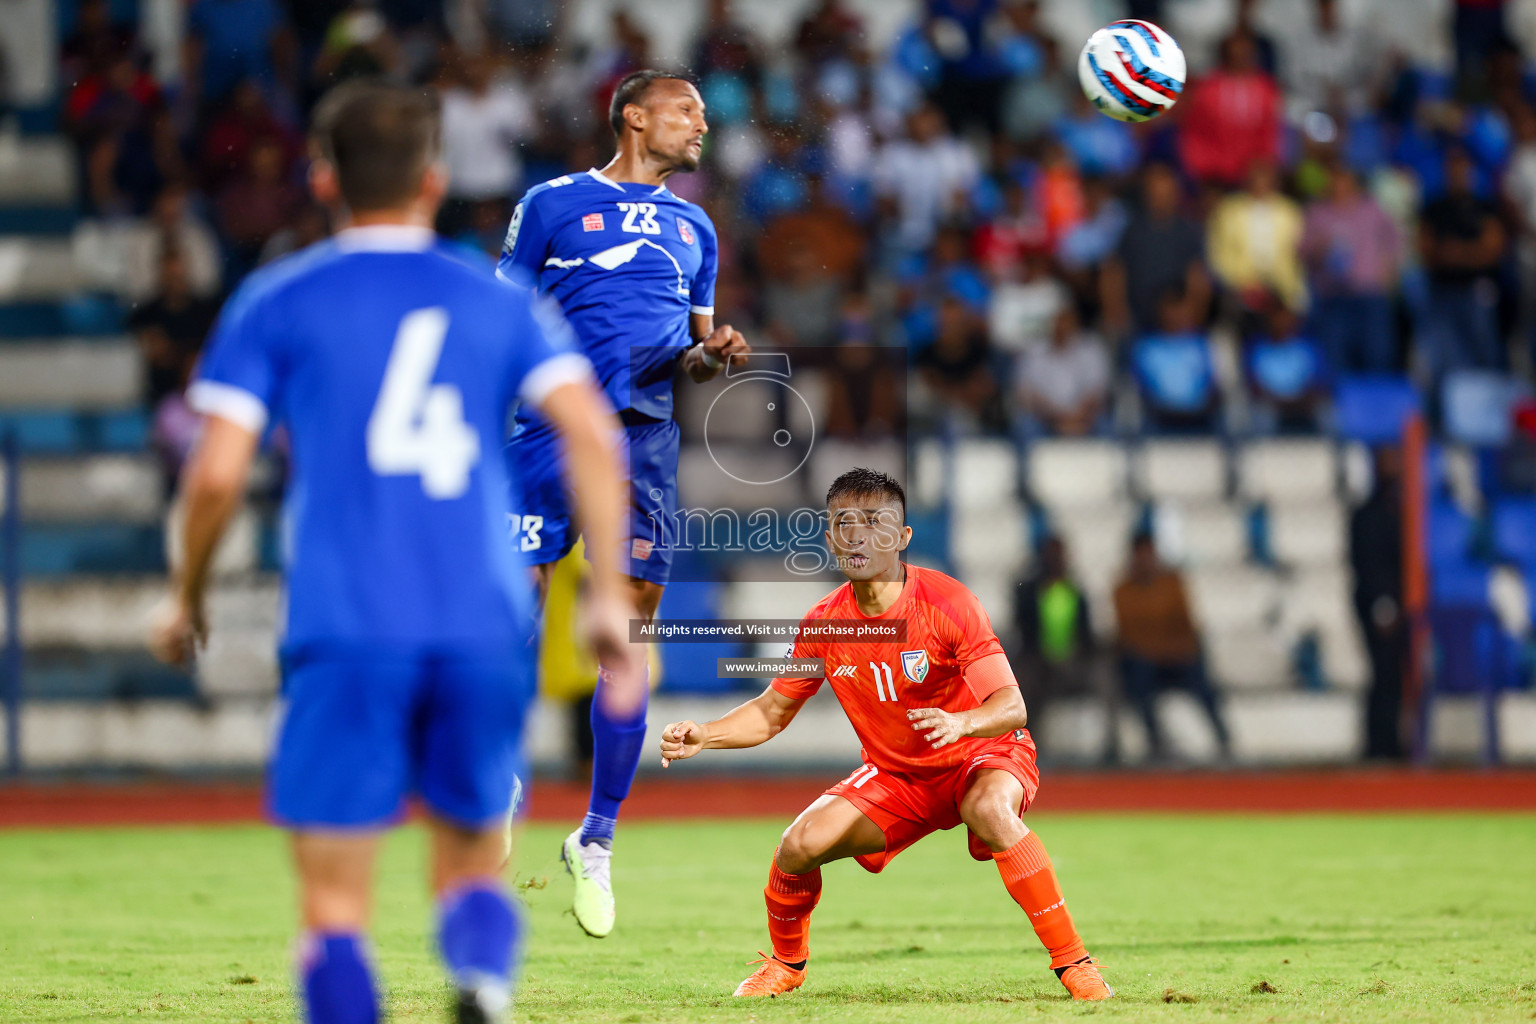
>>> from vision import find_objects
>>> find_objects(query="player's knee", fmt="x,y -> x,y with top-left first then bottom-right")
961,788 -> 1025,850
776,822 -> 826,874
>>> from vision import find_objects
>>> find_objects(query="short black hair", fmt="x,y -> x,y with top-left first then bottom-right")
311,80 -> 440,212
825,468 -> 906,520
608,69 -> 692,136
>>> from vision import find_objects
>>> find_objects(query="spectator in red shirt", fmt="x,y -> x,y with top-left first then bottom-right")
201,79 -> 302,192
1177,32 -> 1282,189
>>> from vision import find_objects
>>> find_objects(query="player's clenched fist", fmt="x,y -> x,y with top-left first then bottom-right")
660,720 -> 706,767
703,324 -> 750,367
907,707 -> 970,749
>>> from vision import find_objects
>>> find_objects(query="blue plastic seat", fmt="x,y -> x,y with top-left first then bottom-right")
1333,374 -> 1421,445
1491,497 -> 1536,569
1427,500 -> 1475,570
1431,559 -> 1490,607
1443,370 -> 1525,448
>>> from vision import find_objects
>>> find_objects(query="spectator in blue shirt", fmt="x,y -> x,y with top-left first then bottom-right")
1133,290 -> 1220,433
1246,300 -> 1329,434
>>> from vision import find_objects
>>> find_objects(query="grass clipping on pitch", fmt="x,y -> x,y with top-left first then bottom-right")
1,814 -> 1534,1022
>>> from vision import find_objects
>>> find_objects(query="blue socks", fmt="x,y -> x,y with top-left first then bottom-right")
300,933 -> 378,1024
438,881 -> 519,1007
582,667 -> 649,848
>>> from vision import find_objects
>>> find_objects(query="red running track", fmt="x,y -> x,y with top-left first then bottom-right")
2,769 -> 1535,828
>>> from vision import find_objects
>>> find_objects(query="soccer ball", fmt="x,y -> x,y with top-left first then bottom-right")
1077,20 -> 1186,123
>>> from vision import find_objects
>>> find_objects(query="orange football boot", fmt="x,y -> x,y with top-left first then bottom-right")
732,952 -> 806,997
1056,957 -> 1114,1000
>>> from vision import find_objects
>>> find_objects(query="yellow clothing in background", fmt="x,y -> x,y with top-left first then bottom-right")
1207,193 -> 1308,311
537,539 -> 661,699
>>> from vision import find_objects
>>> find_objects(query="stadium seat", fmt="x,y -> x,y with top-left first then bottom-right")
953,438 -> 1022,509
1133,439 -> 1228,502
1267,500 -> 1347,567
0,237 -> 86,302
1186,565 -> 1281,632
1432,560 -> 1492,607
1026,438 -> 1126,509
1428,500 -> 1476,570
1152,501 -> 1249,567
1,455 -> 163,523
0,341 -> 142,409
1443,370 -> 1525,448
1333,374 -> 1421,445
1049,503 -> 1135,593
691,377 -> 776,442
1205,627 -> 1291,690
911,438 -> 948,510
949,501 -> 1031,581
1237,439 -> 1337,503
809,439 -> 904,497
1490,497 -> 1536,569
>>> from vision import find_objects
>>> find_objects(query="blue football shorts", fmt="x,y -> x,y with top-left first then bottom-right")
268,642 -> 535,830
503,413 -> 680,584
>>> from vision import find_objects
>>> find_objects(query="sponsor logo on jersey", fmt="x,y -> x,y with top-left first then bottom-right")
677,217 -> 695,245
1013,728 -> 1028,741
831,664 -> 858,678
631,538 -> 654,561
900,648 -> 930,684
582,212 -> 605,232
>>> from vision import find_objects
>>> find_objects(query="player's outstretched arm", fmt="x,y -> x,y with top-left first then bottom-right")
150,415 -> 259,667
659,685 -> 806,766
536,377 -> 646,715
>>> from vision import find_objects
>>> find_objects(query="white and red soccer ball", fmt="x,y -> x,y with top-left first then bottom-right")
1078,20 -> 1186,124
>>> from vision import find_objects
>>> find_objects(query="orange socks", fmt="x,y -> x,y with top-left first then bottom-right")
764,850 -> 822,965
993,830 -> 1089,970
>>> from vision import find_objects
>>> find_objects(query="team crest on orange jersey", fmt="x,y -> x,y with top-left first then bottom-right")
900,649 -> 929,684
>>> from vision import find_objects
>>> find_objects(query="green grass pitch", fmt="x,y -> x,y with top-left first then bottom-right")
1,814 -> 1533,1022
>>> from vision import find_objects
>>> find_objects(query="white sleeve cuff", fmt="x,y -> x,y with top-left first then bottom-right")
689,305 -> 714,316
520,352 -> 594,406
187,380 -> 269,434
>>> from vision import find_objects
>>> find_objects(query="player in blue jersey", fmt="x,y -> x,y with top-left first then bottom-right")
497,70 -> 749,938
149,82 -> 644,1024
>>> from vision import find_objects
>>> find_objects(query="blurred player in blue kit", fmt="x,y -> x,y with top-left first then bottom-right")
150,81 -> 645,1024
498,70 -> 750,937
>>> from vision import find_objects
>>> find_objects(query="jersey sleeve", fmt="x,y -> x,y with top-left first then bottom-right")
185,279 -> 280,434
688,216 -> 718,317
504,288 -> 593,408
940,578 -> 1007,671
770,625 -> 824,700
497,188 -> 552,284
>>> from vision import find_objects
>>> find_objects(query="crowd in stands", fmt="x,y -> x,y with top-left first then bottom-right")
57,0 -> 1536,449
51,0 -> 1536,761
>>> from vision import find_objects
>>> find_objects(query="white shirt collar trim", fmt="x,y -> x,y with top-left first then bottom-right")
587,167 -> 628,192
334,225 -> 437,252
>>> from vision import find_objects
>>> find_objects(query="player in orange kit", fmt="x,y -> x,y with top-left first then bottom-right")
659,468 -> 1112,1001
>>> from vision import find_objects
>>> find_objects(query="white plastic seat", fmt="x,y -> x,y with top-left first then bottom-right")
6,456 -> 163,523
1205,627 -> 1291,690
1186,565 -> 1281,632
1051,503 -> 1135,589
0,341 -> 142,409
1153,501 -> 1249,567
911,439 -> 948,510
954,438 -> 1021,509
1268,500 -> 1347,567
949,502 -> 1031,581
1238,439 -> 1337,503
1026,439 -> 1126,509
1134,440 -> 1228,502
809,439 -> 905,497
